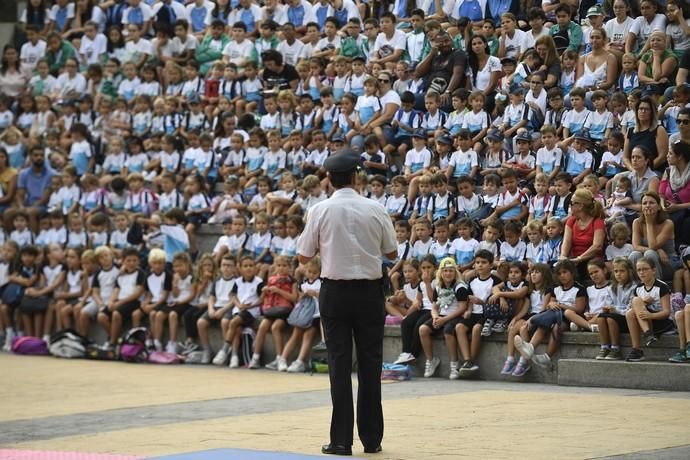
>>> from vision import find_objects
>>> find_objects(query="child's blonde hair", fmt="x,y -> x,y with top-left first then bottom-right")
148,248 -> 166,264
609,222 -> 631,240
306,256 -> 321,271
126,172 -> 145,183
525,220 -> 544,234
195,253 -> 217,281
622,52 -> 637,65
94,246 -> 113,258
81,249 -> 96,264
274,255 -> 291,266
535,172 -> 549,184
277,90 -> 296,108
435,257 -> 460,286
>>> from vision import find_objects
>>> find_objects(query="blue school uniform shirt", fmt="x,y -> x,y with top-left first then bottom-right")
564,148 -> 593,177
500,240 -> 527,262
429,239 -> 453,263
429,192 -> 453,221
452,237 -> 479,265
69,140 -> 92,175
287,4 -> 306,27
394,108 -> 421,138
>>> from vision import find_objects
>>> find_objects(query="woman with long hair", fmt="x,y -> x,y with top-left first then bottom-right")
468,34 -> 501,111
534,35 -> 561,88
626,0 -> 667,54
560,188 -> 607,279
623,96 -> 668,171
629,191 -> 681,279
0,46 -> 28,99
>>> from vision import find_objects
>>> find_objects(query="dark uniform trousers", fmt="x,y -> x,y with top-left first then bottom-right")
320,277 -> 386,449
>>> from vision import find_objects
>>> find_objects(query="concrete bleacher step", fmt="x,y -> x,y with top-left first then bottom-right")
557,359 -> 690,392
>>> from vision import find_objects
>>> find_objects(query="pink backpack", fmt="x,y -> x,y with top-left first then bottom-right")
12,337 -> 49,355
148,351 -> 181,364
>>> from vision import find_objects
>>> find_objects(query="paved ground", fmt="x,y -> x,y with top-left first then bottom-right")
2,353 -> 690,459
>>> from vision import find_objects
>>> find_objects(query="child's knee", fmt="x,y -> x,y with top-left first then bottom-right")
675,310 -> 684,322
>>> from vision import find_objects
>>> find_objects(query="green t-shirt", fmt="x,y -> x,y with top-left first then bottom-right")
640,49 -> 677,79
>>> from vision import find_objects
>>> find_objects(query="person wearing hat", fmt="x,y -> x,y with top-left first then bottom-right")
582,5 -> 605,54
558,131 -> 594,185
504,130 -> 537,181
297,147 -> 397,457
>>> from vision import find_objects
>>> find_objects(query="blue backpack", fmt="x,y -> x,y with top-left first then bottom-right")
381,363 -> 413,381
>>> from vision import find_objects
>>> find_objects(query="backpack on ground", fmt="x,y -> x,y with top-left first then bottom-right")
117,327 -> 150,363
310,357 -> 329,374
183,350 -> 205,364
240,327 -> 255,366
381,363 -> 412,381
85,344 -> 116,361
49,329 -> 91,359
12,336 -> 49,355
148,351 -> 180,364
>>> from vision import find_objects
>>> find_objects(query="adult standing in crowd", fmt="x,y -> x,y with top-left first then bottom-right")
535,36 -> 561,89
623,96 -> 668,171
629,191 -> 681,279
415,32 -> 467,112
0,46 -> 28,99
5,147 -> 54,233
297,148 -> 397,457
560,188 -> 606,278
660,140 -> 690,246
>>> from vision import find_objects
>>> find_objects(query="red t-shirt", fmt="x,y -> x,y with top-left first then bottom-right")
566,216 -> 606,258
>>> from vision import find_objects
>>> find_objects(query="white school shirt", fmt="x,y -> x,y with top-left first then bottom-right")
468,274 -> 502,314
79,33 -> 107,65
448,149 -> 478,178
502,102 -> 529,128
418,280 -> 435,310
600,150 -> 625,177
562,108 -> 592,135
222,40 -> 255,66
605,16 -> 635,48
587,283 -> 613,315
553,283 -> 586,310
429,239 -> 453,263
57,185 -> 81,215
123,39 -> 152,64
528,288 -> 552,314
231,276 -> 264,318
373,30 -> 406,58
499,240 -> 527,262
56,73 -> 87,98
404,148 -> 431,174
302,278 -> 322,316
526,240 -> 548,264
117,77 -> 141,101
503,30 -> 526,59
20,40 -> 47,73
385,194 -> 408,217
584,110 -> 614,142
135,81 -> 161,97
277,39 -> 305,67
462,110 -> 490,133
629,14 -> 667,51
605,243 -> 633,261
11,229 -> 34,247
471,56 -> 502,92
305,148 -> 329,168
529,194 -> 552,221
452,237 -> 480,265
213,233 -> 248,255
635,281 -> 670,313
536,146 -> 562,175
412,238 -> 433,261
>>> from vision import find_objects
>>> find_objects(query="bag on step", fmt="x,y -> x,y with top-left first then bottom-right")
148,351 -> 181,364
183,351 -> 205,364
381,363 -> 412,381
49,329 -> 91,359
12,336 -> 49,355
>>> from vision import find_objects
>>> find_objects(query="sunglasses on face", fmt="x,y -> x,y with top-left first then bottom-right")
677,118 -> 690,125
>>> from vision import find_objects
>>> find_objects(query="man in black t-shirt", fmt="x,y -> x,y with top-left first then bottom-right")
261,49 -> 299,93
414,32 -> 467,112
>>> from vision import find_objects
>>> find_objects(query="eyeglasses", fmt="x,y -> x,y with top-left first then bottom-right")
378,79 -> 390,83
677,118 -> 690,125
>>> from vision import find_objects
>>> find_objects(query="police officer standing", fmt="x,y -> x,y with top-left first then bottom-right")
297,148 -> 397,456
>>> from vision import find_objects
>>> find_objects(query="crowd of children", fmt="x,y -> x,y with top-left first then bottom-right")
1,0 -> 690,376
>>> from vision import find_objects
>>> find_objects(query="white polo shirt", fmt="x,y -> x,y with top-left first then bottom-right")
298,187 -> 397,280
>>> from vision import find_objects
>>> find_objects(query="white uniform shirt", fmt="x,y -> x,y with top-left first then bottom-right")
297,188 -> 397,280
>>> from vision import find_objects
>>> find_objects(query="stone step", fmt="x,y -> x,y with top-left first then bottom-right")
557,358 -> 690,392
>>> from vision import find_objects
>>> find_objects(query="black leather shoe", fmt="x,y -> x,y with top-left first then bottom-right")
364,445 -> 382,454
321,444 -> 352,456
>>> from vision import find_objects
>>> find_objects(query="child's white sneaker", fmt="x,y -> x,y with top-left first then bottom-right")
201,349 -> 211,364
3,329 -> 15,352
449,361 -> 460,380
248,355 -> 261,369
277,356 -> 288,372
229,355 -> 240,368
212,348 -> 229,366
287,360 -> 305,373
154,340 -> 163,352
569,322 -> 580,332
514,336 -> 534,360
265,358 -> 279,370
165,341 -> 177,353
423,357 -> 440,378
